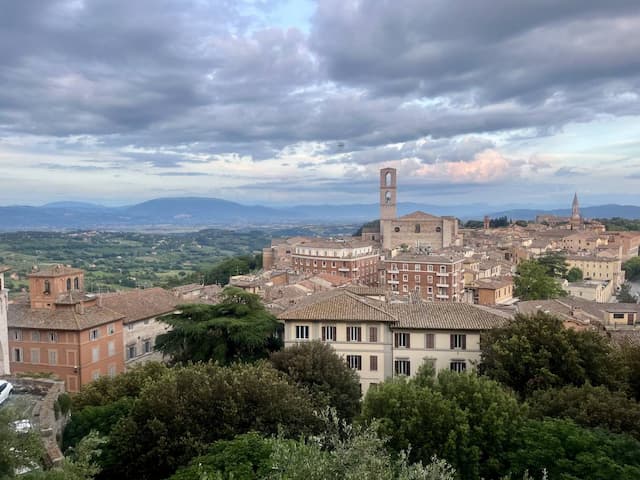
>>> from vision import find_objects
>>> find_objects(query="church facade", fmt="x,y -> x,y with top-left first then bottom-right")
377,168 -> 461,251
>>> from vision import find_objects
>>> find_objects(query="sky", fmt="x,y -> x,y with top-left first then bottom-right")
1,0 -> 639,208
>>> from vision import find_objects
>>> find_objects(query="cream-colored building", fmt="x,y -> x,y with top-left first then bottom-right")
100,288 -> 178,366
561,232 -> 607,253
0,266 -> 10,375
278,290 -> 506,392
565,280 -> 614,303
566,255 -> 624,288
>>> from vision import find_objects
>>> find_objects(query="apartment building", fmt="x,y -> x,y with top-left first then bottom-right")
383,253 -> 465,301
7,265 -> 125,392
279,289 -> 506,392
566,255 -> 624,288
291,239 -> 379,285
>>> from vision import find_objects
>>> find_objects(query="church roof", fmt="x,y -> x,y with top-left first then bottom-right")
397,211 -> 442,221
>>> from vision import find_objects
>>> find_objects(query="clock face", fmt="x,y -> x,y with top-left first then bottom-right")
385,191 -> 392,204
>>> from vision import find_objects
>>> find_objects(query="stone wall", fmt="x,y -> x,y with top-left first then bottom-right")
4,376 -> 67,466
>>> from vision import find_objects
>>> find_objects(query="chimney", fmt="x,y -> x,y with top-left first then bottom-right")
76,301 -> 85,315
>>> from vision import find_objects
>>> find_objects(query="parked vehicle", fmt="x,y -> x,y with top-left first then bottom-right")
0,380 -> 13,405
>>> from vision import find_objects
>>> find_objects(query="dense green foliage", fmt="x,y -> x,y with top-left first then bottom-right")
508,418 -> 640,480
490,216 -> 510,228
361,370 -> 524,480
618,339 -> 640,401
617,282 -> 639,303
171,420 -> 456,480
202,254 -> 262,285
270,341 -> 361,421
623,256 -> 640,281
65,362 -> 320,480
514,259 -> 567,300
537,251 -> 569,278
566,266 -> 584,282
528,384 -> 640,440
156,288 -> 282,365
0,407 -> 43,478
480,311 -> 621,397
462,219 -> 484,229
353,219 -> 380,237
596,217 -> 640,231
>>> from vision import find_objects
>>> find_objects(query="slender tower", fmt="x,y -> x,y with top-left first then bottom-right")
570,193 -> 582,230
0,266 -> 10,375
379,168 -> 397,250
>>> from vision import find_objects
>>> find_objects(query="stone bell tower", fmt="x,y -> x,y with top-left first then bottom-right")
0,266 -> 11,375
380,168 -> 397,250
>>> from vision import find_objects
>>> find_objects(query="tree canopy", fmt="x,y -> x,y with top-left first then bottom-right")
566,266 -> 584,282
617,283 -> 639,303
480,311 -> 621,397
514,259 -> 566,300
623,256 -> 640,281
155,287 -> 282,364
270,340 -> 361,421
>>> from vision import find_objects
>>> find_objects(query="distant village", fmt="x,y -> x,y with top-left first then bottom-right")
1,166 -> 639,399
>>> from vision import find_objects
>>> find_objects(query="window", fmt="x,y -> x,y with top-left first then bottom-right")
108,341 -> 115,357
427,286 -> 433,294
143,339 -> 152,354
415,275 -> 421,283
92,346 -> 100,363
66,278 -> 72,291
321,325 -> 337,342
74,277 -> 79,290
415,224 -> 421,233
450,334 -> 467,350
369,326 -> 378,343
391,263 -> 397,271
414,264 -> 421,271
30,349 -> 40,364
395,332 -> 410,348
436,226 -> 442,233
331,261 -> 336,268
322,261 -> 327,267
43,280 -> 50,294
31,331 -> 40,342
440,265 -> 447,273
127,345 -> 137,360
427,276 -> 433,283
394,359 -> 411,376
108,324 -> 115,335
347,326 -> 362,342
402,284 -> 408,293
48,331 -> 58,343
108,365 -> 117,378
295,325 -> 309,340
346,355 -> 362,370
127,323 -> 134,331
402,274 -> 408,282
92,371 -> 100,380
11,329 -> 22,341
425,333 -> 435,349
13,348 -> 23,362
370,355 -> 378,371
450,361 -> 467,373
427,265 -> 434,272
402,264 -> 408,271
48,350 -> 58,365
89,328 -> 99,341
394,226 -> 400,232
143,319 -> 150,325
613,313 -> 625,319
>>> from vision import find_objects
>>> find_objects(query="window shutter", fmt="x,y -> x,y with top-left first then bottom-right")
321,327 -> 326,341
347,328 -> 351,342
406,334 -> 410,349
394,333 -> 399,347
407,361 -> 411,377
462,335 -> 467,350
370,327 -> 377,343
370,355 -> 377,371
450,335 -> 454,349
357,328 -> 362,342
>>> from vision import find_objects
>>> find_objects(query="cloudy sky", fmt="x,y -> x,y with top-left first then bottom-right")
1,0 -> 639,208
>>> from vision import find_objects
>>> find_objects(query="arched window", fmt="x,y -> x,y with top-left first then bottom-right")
44,280 -> 51,294
385,191 -> 392,204
415,224 -> 421,233
385,172 -> 392,186
66,278 -> 71,291
74,277 -> 79,290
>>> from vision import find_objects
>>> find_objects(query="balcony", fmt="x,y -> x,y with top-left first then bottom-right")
351,267 -> 359,271
338,267 -> 350,272
388,268 -> 399,274
436,283 -> 449,288
436,271 -> 449,277
436,294 -> 449,299
387,280 -> 399,285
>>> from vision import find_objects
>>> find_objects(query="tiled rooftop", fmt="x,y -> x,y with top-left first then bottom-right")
9,302 -> 124,331
100,287 -> 179,324
27,265 -> 84,278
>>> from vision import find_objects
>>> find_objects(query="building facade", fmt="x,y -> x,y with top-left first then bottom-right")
378,168 -> 461,251
8,266 -> 125,392
566,255 -> 624,288
0,266 -> 10,375
291,239 -> 379,285
278,290 -> 505,393
383,253 -> 465,301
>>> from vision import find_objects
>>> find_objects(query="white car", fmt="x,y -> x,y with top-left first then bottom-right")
0,380 -> 13,405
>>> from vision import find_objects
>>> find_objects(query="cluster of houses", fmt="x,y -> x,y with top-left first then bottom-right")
1,167 -> 639,394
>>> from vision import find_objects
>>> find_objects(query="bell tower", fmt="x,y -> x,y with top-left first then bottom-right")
380,168 -> 397,250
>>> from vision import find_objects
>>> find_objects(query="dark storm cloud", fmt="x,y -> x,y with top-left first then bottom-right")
1,0 -> 640,175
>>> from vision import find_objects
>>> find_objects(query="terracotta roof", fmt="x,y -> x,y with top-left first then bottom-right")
397,211 -> 442,221
313,273 -> 351,287
28,265 -> 84,278
388,253 -> 465,263
388,303 -> 507,330
8,302 -> 124,331
100,288 -> 179,324
278,290 -> 396,322
345,286 -> 386,296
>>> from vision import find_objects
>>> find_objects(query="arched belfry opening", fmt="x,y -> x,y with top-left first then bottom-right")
385,171 -> 392,187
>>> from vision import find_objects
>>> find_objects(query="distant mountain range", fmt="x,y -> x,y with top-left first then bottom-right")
1,197 -> 639,231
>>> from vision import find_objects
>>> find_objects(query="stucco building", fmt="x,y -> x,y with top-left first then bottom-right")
0,266 -> 10,375
278,289 -> 506,393
566,255 -> 624,288
7,266 -> 125,392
